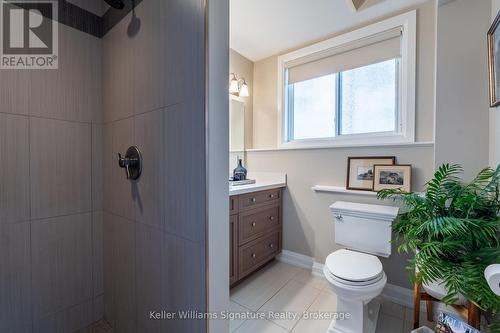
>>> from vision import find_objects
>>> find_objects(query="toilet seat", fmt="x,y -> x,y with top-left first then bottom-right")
325,249 -> 384,286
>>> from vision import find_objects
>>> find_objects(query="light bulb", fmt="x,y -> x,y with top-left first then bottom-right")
239,80 -> 249,97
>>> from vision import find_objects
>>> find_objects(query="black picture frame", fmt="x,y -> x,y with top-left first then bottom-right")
346,156 -> 396,191
488,10 -> 500,107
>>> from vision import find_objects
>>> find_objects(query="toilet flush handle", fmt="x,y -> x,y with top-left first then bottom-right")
335,214 -> 343,222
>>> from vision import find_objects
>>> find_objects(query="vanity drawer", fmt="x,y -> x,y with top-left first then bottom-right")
238,231 -> 281,279
230,214 -> 238,286
239,188 -> 281,210
230,196 -> 239,215
239,205 -> 280,244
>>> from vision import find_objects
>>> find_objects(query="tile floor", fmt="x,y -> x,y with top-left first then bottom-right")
229,261 -> 436,333
83,261 -> 437,333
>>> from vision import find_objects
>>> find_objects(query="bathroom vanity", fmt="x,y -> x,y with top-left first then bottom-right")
229,184 -> 285,286
228,99 -> 286,286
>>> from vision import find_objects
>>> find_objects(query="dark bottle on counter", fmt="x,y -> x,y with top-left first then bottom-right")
233,158 -> 247,181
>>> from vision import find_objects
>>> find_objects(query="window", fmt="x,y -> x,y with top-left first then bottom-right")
290,74 -> 336,140
339,59 -> 398,135
278,11 -> 416,148
287,59 -> 398,141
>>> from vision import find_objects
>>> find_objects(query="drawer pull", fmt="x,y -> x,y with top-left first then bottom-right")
251,222 -> 256,227
269,216 -> 274,221
251,253 -> 256,259
251,197 -> 256,203
269,243 -> 274,249
269,194 -> 275,198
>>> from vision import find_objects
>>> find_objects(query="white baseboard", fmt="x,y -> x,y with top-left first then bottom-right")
312,261 -> 325,277
277,250 -> 315,270
277,249 -> 414,309
382,283 -> 414,308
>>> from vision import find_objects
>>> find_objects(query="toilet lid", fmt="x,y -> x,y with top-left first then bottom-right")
325,249 -> 383,282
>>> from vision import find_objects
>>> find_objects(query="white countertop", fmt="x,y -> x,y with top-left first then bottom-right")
229,172 -> 287,196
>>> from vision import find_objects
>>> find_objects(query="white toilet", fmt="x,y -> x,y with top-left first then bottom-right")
323,201 -> 399,333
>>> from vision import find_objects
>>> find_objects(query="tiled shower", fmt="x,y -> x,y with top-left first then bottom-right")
0,0 -> 207,332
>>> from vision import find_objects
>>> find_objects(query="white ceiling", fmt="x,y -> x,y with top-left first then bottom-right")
230,0 -> 430,62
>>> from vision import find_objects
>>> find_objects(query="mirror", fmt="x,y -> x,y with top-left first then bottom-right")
229,99 -> 245,174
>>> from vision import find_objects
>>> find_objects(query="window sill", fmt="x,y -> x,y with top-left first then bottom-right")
245,141 -> 434,152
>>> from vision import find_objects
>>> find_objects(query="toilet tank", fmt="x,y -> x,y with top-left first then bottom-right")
330,201 -> 399,258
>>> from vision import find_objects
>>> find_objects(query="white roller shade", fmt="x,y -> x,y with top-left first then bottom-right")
287,27 -> 402,84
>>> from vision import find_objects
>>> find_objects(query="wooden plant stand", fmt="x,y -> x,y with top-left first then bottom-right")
413,279 -> 480,330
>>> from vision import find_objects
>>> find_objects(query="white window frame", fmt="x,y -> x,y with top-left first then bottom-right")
277,10 -> 417,149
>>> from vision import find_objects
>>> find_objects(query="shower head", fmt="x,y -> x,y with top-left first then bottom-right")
105,0 -> 125,10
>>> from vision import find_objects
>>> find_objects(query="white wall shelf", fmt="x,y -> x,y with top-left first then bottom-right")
311,185 -> 378,197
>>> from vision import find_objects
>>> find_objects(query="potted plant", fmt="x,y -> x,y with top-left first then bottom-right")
377,164 -> 500,316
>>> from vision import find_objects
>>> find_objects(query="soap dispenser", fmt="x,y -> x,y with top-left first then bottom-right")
233,157 -> 247,181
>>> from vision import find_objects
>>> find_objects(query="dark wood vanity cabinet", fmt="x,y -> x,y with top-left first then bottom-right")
229,188 -> 283,287
229,214 -> 238,285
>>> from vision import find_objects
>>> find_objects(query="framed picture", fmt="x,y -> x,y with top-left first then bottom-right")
488,10 -> 500,107
373,164 -> 412,193
346,156 -> 396,191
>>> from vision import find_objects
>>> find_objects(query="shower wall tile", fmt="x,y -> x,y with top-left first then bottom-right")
163,100 -> 206,242
103,0 -> 165,120
102,213 -> 115,325
92,124 -> 104,211
30,117 -> 92,219
0,114 -> 30,224
103,214 -> 136,333
134,109 -> 164,227
110,117 -> 136,220
103,123 -> 113,213
0,69 -> 30,115
161,233 -> 205,333
34,299 -> 93,333
32,213 -> 93,320
93,212 -> 104,297
0,222 -> 32,333
102,15 -> 134,123
132,0 -> 164,115
162,0 -> 205,106
135,223 -> 163,333
31,25 -> 102,123
92,294 -> 104,323
101,1 -> 208,332
1,17 -> 102,333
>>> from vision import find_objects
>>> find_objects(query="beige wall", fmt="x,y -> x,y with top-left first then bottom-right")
252,0 -> 437,149
230,49 -> 254,149
435,0 -> 491,180
247,146 -> 434,288
253,56 -> 280,148
492,0 -> 500,167
247,0 -> 437,289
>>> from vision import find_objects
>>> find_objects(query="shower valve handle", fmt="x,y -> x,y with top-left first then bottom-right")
118,153 -> 132,179
117,146 -> 142,180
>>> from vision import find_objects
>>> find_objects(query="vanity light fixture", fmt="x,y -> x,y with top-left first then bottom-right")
229,73 -> 250,97
239,79 -> 249,97
229,73 -> 240,95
